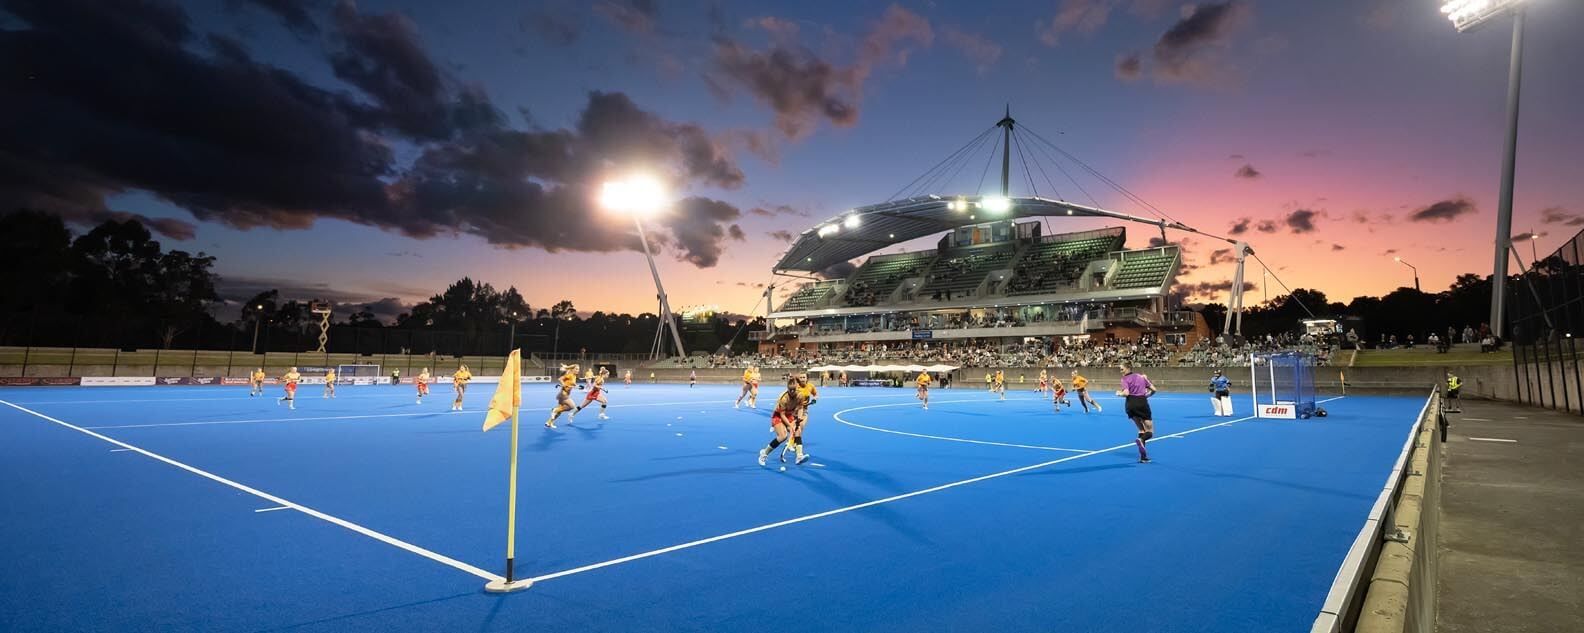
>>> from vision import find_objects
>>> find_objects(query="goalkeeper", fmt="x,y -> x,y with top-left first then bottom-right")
1209,370 -> 1233,417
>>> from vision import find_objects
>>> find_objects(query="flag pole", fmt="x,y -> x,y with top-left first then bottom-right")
485,351 -> 531,593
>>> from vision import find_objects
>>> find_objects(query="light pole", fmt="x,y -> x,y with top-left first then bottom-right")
1441,0 -> 1527,337
250,304 -> 263,353
1526,232 -> 1540,267
507,311 -> 517,354
1394,257 -> 1421,292
600,175 -> 687,360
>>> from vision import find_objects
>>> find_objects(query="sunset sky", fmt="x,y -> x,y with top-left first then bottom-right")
5,0 -> 1583,320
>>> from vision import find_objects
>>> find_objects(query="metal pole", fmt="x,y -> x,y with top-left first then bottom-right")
998,106 -> 1013,197
632,216 -> 686,358
251,315 -> 261,354
1490,9 -> 1525,339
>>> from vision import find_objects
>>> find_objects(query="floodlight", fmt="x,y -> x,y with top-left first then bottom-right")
980,196 -> 1011,213
818,224 -> 840,237
599,175 -> 667,215
843,215 -> 861,229
1441,0 -> 1524,32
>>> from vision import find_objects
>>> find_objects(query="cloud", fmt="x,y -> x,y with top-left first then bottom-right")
745,16 -> 801,41
1115,53 -> 1142,80
1540,206 -> 1584,226
595,0 -> 658,34
1511,231 -> 1546,242
1037,0 -> 1113,46
1234,164 -> 1260,179
236,0 -> 319,35
1409,197 -> 1477,223
1382,248 -> 1398,255
1229,217 -> 1251,235
1179,280 -> 1257,300
749,204 -> 809,218
767,230 -> 796,243
706,4 -> 932,139
1255,220 -> 1278,233
1285,209 -> 1318,233
1209,248 -> 1234,265
1133,1 -> 1253,85
0,1 -> 750,269
1331,244 -> 1345,251
1298,148 -> 1331,158
1227,153 -> 1245,160
942,26 -> 1002,72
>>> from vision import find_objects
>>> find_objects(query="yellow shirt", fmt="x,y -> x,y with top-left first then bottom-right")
743,369 -> 755,383
324,371 -> 335,383
1072,375 -> 1088,389
796,383 -> 818,405
251,370 -> 265,382
558,372 -> 576,393
916,373 -> 932,387
453,369 -> 472,385
282,371 -> 300,385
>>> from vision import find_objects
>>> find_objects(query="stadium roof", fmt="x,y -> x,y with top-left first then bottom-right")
774,195 -> 1202,273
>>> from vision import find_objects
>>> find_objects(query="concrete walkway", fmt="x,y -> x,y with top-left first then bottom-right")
1436,399 -> 1583,632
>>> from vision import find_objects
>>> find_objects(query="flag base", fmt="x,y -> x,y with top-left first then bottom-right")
484,578 -> 534,593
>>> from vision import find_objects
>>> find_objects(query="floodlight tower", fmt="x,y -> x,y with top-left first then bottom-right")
600,176 -> 687,360
1441,0 -> 1528,337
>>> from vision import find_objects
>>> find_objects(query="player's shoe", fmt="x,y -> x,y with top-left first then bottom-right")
1139,456 -> 1150,463
1095,402 -> 1103,412
598,412 -> 609,420
757,448 -> 769,466
922,404 -> 928,410
796,450 -> 809,465
544,420 -> 556,429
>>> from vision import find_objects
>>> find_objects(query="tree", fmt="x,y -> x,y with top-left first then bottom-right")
0,210 -> 73,312
149,249 -> 219,348
550,300 -> 577,320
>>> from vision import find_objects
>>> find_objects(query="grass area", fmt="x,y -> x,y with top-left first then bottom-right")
0,347 -> 538,375
1352,347 -> 1513,367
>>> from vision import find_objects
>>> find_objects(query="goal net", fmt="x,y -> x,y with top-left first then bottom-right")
1250,351 -> 1318,419
336,364 -> 383,385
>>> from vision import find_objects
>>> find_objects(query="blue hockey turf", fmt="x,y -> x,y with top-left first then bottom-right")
0,383 -> 1425,632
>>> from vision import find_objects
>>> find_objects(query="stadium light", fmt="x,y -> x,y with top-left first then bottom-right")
981,196 -> 1012,214
1394,256 -> 1421,292
1440,0 -> 1527,337
843,215 -> 861,229
598,175 -> 686,359
818,224 -> 840,237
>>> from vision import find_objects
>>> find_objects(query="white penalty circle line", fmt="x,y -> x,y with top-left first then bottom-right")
0,399 -> 503,583
833,397 -> 1089,453
522,398 -> 1348,585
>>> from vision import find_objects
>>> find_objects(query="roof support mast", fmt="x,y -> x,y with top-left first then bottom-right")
997,105 -> 1014,197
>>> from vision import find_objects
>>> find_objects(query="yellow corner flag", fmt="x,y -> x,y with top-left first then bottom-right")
482,349 -> 522,432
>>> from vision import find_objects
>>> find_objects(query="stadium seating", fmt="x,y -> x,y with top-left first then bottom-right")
779,281 -> 839,311
841,252 -> 934,306
1110,250 -> 1176,289
1004,231 -> 1125,296
920,243 -> 1017,300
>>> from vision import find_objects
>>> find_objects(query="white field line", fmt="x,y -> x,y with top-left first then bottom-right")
0,399 -> 502,583
524,403 -> 1280,584
1467,437 -> 1517,443
833,397 -> 1090,452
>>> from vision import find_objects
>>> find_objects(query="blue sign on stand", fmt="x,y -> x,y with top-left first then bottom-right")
911,330 -> 933,340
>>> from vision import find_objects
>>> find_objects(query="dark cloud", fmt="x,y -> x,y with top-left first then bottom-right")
1255,220 -> 1278,233
766,230 -> 796,243
1511,231 -> 1546,242
1285,209 -> 1318,233
1331,244 -> 1345,251
1115,53 -> 1142,80
819,260 -> 858,280
1298,148 -> 1331,158
1133,1 -> 1252,85
1229,217 -> 1250,235
749,204 -> 810,218
235,0 -> 319,35
1234,164 -> 1260,179
1382,248 -> 1397,255
1209,248 -> 1233,265
1180,280 -> 1257,299
1228,153 -> 1245,160
1409,197 -> 1476,223
706,4 -> 932,139
1540,206 -> 1584,226
595,0 -> 657,34
1147,236 -> 1169,247
0,1 -> 750,269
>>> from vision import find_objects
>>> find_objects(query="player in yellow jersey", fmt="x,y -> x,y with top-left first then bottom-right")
582,366 -> 594,390
1070,370 -> 1102,413
623,368 -> 633,386
415,367 -> 431,404
545,364 -> 578,428
249,367 -> 265,396
778,373 -> 817,464
994,370 -> 1006,400
277,367 -> 301,409
735,366 -> 760,409
574,367 -> 611,420
1037,369 -> 1049,394
758,378 -> 805,466
323,368 -> 336,399
915,371 -> 932,410
451,364 -> 472,411
985,372 -> 993,391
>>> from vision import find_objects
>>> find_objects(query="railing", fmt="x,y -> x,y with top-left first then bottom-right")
1313,388 -> 1443,633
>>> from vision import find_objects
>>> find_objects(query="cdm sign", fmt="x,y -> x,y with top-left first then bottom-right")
1258,404 -> 1296,420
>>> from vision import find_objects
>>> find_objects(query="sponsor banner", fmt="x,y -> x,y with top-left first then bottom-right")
82,377 -> 157,387
185,376 -> 222,386
351,377 -> 377,386
524,376 -> 552,383
1258,404 -> 1297,419
156,377 -> 187,386
852,379 -> 892,387
0,377 -> 82,386
221,377 -> 250,386
911,330 -> 933,340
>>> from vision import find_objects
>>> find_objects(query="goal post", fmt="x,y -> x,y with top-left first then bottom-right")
336,363 -> 383,385
1250,350 -> 1321,419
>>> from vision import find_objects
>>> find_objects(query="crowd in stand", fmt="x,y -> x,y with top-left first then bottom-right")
1347,324 -> 1500,353
686,334 -> 1338,370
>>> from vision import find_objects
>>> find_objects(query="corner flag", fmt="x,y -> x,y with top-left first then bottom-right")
482,349 -> 521,432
